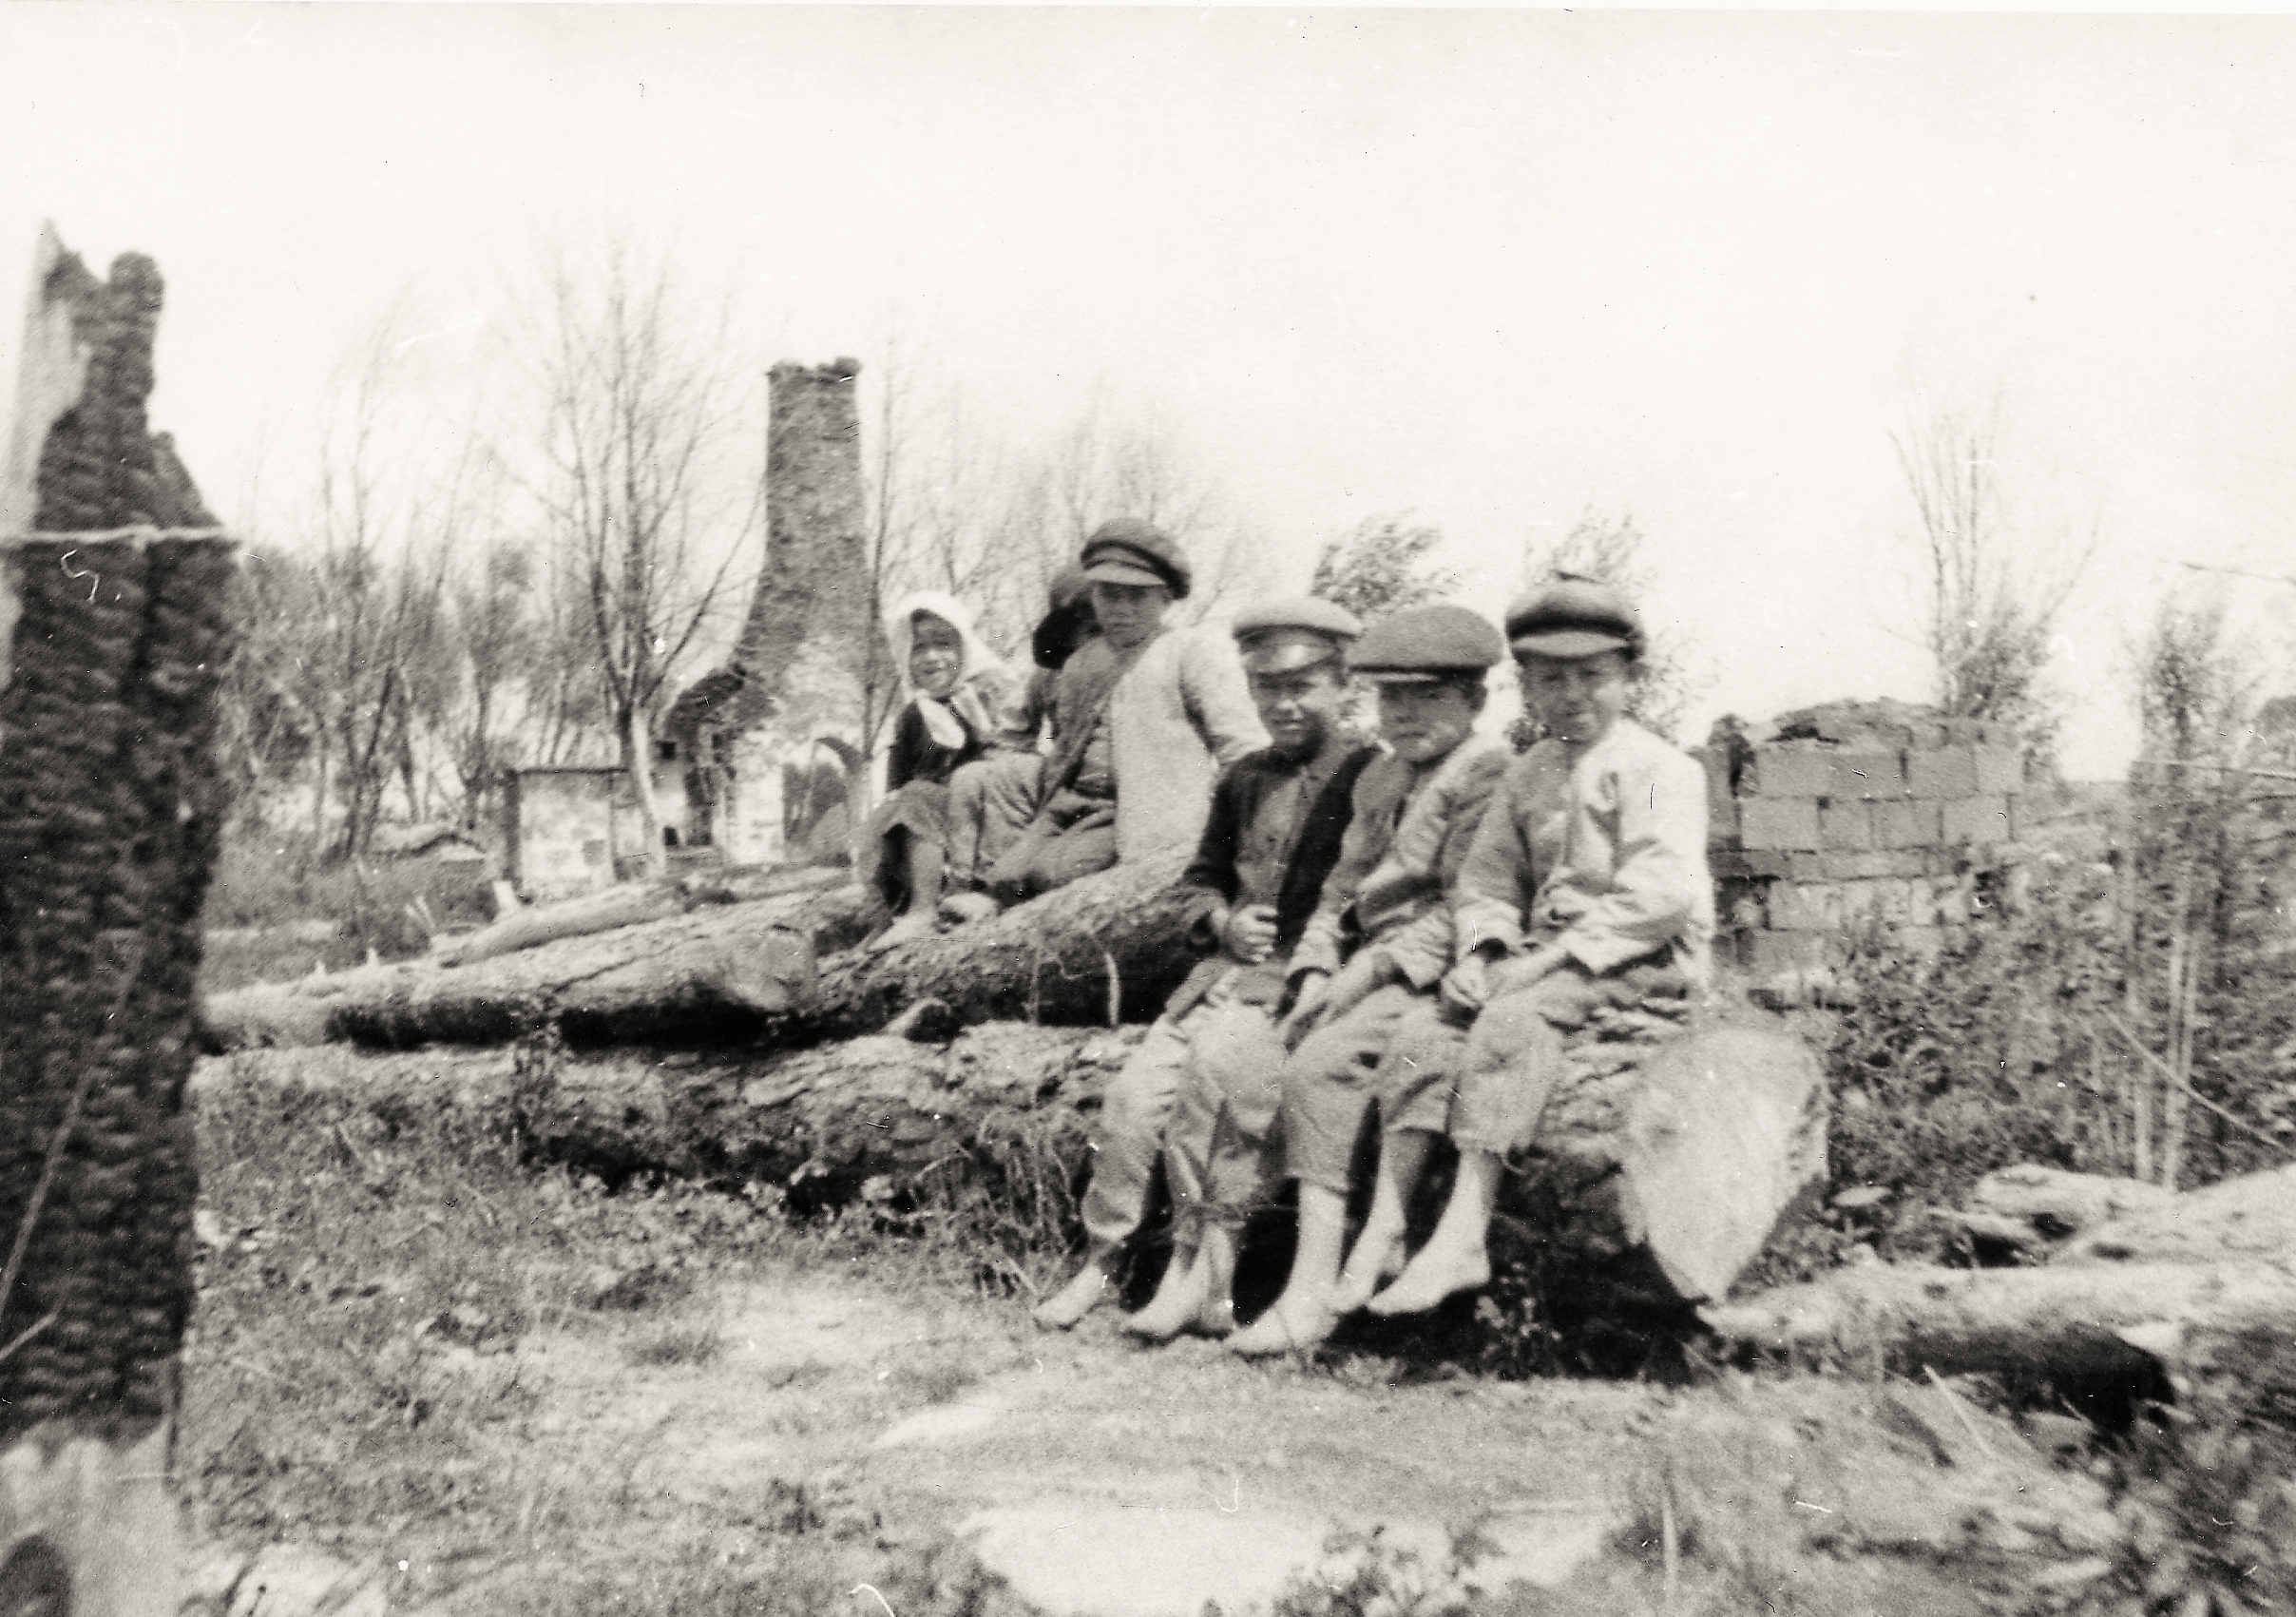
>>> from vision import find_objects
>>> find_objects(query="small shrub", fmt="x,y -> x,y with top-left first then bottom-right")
1268,1523 -> 1495,1617
2097,1380 -> 2296,1613
1818,859 -> 2132,1260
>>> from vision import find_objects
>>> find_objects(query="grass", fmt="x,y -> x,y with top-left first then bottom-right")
201,828 -> 496,991
183,1050 -> 1063,1617
185,1058 -> 857,1607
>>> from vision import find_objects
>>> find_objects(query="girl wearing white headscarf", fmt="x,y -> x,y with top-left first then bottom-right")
864,591 -> 1014,944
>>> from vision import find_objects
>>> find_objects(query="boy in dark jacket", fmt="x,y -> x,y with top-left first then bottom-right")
1034,597 -> 1373,1335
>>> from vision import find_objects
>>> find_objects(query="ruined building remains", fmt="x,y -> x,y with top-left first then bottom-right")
506,359 -> 874,896
3,224 -> 235,1617
667,357 -> 872,865
1701,699 -> 2026,977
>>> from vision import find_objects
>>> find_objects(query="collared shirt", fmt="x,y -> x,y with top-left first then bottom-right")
1292,735 -> 1511,990
1453,718 -> 1714,984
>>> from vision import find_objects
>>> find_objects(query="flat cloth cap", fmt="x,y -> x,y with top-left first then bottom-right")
1080,517 -> 1192,599
1232,595 -> 1363,674
1348,605 -> 1504,683
1504,576 -> 1645,661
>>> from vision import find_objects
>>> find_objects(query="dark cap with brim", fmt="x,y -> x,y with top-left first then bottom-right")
1081,556 -> 1170,588
1349,604 -> 1504,683
1080,517 -> 1192,599
1233,596 -> 1362,675
1503,576 -> 1645,662
1510,627 -> 1636,659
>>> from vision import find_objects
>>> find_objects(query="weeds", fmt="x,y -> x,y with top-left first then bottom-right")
201,829 -> 495,991
623,1320 -> 724,1368
1266,1523 -> 1495,1617
185,1063 -> 784,1558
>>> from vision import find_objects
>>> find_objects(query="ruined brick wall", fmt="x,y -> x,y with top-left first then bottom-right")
737,358 -> 870,689
1700,700 -> 2025,977
28,250 -> 213,533
0,240 -> 234,1456
668,357 -> 872,866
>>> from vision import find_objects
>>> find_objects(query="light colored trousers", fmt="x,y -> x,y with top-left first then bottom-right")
1080,991 -> 1287,1254
1380,958 -> 1684,1153
947,751 -> 1045,888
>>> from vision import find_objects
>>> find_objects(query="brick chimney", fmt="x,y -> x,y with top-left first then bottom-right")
664,357 -> 873,866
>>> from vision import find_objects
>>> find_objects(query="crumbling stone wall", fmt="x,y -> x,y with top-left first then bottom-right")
27,248 -> 214,533
668,358 -> 871,866
1701,700 -> 2025,977
1,233 -> 235,1616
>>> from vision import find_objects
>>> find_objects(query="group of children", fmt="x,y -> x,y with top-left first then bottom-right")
865,517 -> 1715,1356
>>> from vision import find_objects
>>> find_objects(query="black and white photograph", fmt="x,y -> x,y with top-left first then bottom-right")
3,6 -> 2295,1614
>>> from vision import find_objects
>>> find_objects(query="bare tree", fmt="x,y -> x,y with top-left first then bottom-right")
852,370 -> 1275,801
1020,408 -> 1272,626
297,331 -> 460,859
1893,396 -> 2088,775
516,242 -> 758,877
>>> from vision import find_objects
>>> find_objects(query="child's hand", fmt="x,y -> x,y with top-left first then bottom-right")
1437,952 -> 1494,1024
1221,903 -> 1281,964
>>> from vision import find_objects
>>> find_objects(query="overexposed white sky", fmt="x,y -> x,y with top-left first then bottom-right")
8,4 -> 2296,778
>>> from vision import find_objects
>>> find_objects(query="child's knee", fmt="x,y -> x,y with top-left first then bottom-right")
1464,996 -> 1561,1075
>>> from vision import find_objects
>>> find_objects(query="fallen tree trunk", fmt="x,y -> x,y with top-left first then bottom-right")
207,1023 -> 1135,1207
436,864 -> 848,968
1499,1005 -> 1827,1309
1706,1162 -> 2296,1405
201,878 -> 875,1051
1931,1164 -> 2179,1260
203,851 -> 1199,1054
209,995 -> 1825,1312
1702,1260 -> 2296,1395
763,847 -> 1201,1046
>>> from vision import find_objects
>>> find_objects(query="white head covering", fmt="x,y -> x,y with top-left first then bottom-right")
888,590 -> 1005,751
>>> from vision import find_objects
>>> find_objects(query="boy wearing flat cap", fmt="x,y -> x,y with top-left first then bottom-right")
985,518 -> 1266,908
1358,576 -> 1714,1319
1035,597 -> 1375,1335
1225,604 -> 1513,1356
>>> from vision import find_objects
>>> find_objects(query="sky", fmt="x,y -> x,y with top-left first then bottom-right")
7,4 -> 2296,778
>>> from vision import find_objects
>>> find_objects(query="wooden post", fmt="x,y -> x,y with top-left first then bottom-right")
0,228 -> 235,1617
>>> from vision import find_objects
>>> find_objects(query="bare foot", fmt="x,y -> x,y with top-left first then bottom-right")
1191,1296 -> 1238,1339
1329,1229 -> 1406,1316
1363,1247 -> 1490,1316
936,891 -> 1001,931
868,911 -> 936,953
1119,1253 -> 1208,1341
1032,1254 -> 1119,1330
1228,1292 -> 1339,1357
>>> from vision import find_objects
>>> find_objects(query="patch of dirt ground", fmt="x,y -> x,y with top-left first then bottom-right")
182,1049 -> 2121,1616
244,1264 -> 2099,1617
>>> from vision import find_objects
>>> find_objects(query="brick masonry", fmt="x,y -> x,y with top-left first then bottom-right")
1700,699 -> 2022,977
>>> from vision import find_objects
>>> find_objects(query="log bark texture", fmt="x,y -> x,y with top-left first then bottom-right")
1705,1163 -> 2296,1406
212,996 -> 1825,1310
202,878 -> 875,1050
769,847 -> 1202,1046
435,864 -> 847,968
202,849 -> 1196,1053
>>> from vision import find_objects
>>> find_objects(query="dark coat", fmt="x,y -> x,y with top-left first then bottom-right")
1164,740 -> 1377,1016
